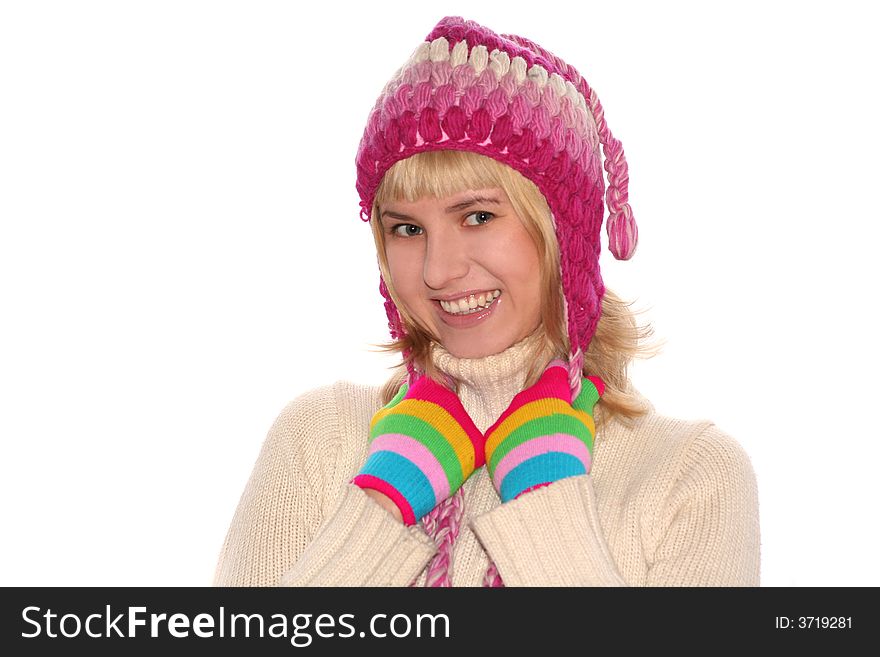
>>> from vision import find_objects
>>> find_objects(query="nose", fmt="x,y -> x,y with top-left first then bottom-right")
422,228 -> 470,291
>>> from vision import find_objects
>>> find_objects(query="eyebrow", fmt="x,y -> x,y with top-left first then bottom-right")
380,195 -> 502,222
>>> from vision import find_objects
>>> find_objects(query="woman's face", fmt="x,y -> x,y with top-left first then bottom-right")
380,187 -> 542,359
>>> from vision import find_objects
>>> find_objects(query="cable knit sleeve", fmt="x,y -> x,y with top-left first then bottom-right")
469,474 -> 626,586
212,383 -> 437,587
643,423 -> 761,586
469,422 -> 760,586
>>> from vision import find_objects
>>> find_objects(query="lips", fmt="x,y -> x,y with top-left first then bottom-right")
433,293 -> 501,328
438,290 -> 501,315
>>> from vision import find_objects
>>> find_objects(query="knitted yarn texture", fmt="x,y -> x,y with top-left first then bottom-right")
484,359 -> 604,502
352,376 -> 485,525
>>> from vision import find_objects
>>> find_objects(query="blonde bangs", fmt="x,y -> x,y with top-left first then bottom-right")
374,149 -> 517,205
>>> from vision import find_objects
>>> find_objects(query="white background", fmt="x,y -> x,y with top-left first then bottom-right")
1,1 -> 877,587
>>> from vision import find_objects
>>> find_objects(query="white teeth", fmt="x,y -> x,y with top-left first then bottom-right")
439,290 -> 501,315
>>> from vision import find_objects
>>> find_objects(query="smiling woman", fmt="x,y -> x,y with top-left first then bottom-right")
212,15 -> 760,588
370,149 -> 568,378
378,183 -> 543,359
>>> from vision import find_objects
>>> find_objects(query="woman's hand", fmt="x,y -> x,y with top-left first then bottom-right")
362,488 -> 404,523
353,376 -> 485,525
484,359 -> 604,503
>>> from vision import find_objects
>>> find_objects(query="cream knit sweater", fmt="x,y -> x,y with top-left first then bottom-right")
213,336 -> 760,586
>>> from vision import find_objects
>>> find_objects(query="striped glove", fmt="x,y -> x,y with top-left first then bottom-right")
484,359 -> 604,503
352,376 -> 485,525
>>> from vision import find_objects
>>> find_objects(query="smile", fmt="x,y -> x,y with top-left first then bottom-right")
438,290 -> 501,315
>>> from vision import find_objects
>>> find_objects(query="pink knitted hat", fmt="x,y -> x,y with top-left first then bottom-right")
356,16 -> 637,365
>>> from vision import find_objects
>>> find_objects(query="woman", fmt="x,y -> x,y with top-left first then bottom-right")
213,16 -> 760,587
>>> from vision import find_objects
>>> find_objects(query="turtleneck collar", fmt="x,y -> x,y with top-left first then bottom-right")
429,331 -> 544,433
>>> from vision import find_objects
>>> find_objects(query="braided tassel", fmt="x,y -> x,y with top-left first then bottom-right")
422,490 -> 465,587
587,88 -> 638,260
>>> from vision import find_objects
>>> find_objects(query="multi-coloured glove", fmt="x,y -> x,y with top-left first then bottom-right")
484,359 -> 604,502
352,376 -> 485,525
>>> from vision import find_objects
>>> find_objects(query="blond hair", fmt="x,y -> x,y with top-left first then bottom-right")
370,149 -> 662,429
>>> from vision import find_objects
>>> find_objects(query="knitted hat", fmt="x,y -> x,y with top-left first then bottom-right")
355,16 -> 637,366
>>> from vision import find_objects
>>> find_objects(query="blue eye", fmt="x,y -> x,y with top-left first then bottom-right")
464,211 -> 494,226
391,223 -> 423,238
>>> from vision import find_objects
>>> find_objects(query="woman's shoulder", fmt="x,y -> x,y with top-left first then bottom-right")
261,380 -> 384,477
272,380 -> 384,431
595,385 -> 758,526
603,384 -> 755,475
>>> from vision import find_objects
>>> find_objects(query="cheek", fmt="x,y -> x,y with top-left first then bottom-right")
504,237 -> 544,322
385,247 -> 422,302
498,232 -> 542,290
